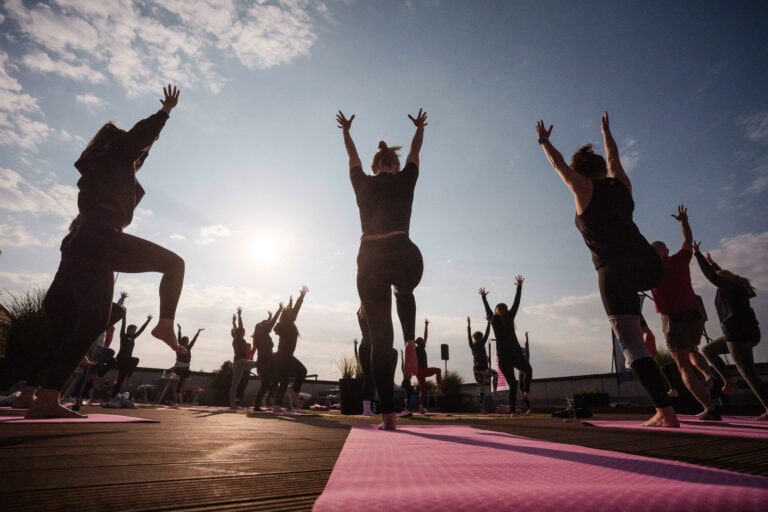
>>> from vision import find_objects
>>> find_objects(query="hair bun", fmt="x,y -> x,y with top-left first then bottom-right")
377,140 -> 388,151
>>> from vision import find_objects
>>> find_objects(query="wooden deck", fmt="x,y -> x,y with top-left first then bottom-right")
1,407 -> 766,511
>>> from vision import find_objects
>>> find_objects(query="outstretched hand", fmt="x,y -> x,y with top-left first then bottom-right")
408,108 -> 428,129
197,328 -> 205,333
160,84 -> 180,113
236,306 -> 242,315
478,287 -> 488,297
336,111 -> 354,131
536,120 -> 553,143
424,318 -> 430,326
693,240 -> 702,253
147,314 -> 153,320
120,291 -> 129,300
601,111 -> 610,133
467,316 -> 471,325
299,285 -> 309,295
705,252 -> 714,264
515,275 -> 525,286
671,204 -> 688,223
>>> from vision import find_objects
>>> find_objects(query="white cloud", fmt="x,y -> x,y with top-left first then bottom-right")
692,231 -> 768,291
5,0 -> 326,97
0,51 -> 52,152
169,233 -> 187,240
619,138 -> 640,174
22,50 -> 106,82
0,167 -> 77,219
741,112 -> 768,144
0,271 -> 53,295
0,223 -> 44,247
75,93 -> 109,108
196,224 -> 239,243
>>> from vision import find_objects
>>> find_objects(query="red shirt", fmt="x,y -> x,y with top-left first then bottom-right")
651,249 -> 699,314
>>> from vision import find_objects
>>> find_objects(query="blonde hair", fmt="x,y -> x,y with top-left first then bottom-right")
371,140 -> 402,171
716,269 -> 756,297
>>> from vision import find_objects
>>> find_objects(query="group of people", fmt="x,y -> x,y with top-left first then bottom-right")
228,286 -> 310,412
8,83 -> 763,429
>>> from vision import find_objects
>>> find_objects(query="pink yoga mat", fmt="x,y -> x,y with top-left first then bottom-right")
0,414 -> 158,424
313,425 -> 767,512
582,420 -> 768,439
678,414 -> 768,429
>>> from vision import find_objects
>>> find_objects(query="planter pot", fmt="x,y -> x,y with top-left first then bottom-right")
338,377 -> 363,415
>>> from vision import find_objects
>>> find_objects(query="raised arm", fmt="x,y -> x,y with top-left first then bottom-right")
269,303 -> 284,330
672,205 -> 693,252
120,310 -> 127,337
537,120 -> 592,212
693,242 -> 724,287
117,291 -> 128,308
406,108 -> 428,166
236,307 -> 243,331
177,323 -> 182,343
337,111 -> 362,170
123,85 -> 179,167
136,314 -> 153,338
231,313 -> 237,333
423,318 -> 429,344
510,275 -> 524,320
479,288 -> 493,319
601,112 -> 631,193
293,286 -> 309,318
189,328 -> 203,350
482,318 -> 491,343
467,317 -> 473,347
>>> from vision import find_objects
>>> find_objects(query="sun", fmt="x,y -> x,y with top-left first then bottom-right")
247,235 -> 281,265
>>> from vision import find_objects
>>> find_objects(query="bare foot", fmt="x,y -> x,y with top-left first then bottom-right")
151,318 -> 183,352
25,389 -> 87,419
378,412 -> 397,430
11,386 -> 37,409
641,408 -> 679,428
721,380 -> 737,395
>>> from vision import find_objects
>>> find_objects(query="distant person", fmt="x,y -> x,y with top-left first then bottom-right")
414,318 -> 442,414
173,324 -> 203,405
467,315 -> 498,408
518,332 -> 532,414
273,287 -> 310,411
694,242 -> 767,420
337,108 -> 427,430
14,85 -> 186,419
229,307 -> 257,410
650,205 -> 719,420
536,112 -> 678,427
252,304 -> 283,411
480,276 -> 532,417
110,309 -> 152,403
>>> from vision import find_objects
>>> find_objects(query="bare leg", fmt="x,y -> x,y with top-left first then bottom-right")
641,406 -> 680,428
672,349 -> 712,412
379,412 -> 397,430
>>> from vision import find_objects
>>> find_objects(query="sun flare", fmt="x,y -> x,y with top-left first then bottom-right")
247,236 -> 281,265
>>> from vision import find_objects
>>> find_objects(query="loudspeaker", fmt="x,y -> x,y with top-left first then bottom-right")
440,343 -> 449,360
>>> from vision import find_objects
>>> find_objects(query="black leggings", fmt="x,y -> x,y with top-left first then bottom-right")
254,359 -> 276,409
36,213 -> 184,390
357,236 -> 423,414
274,352 -> 307,405
358,337 -> 376,402
499,352 -> 532,411
113,356 -> 139,396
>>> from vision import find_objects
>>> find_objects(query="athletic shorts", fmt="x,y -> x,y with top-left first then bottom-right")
662,311 -> 704,352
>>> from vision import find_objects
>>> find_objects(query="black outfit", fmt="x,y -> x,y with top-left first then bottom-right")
695,252 -> 760,344
351,163 -> 424,415
468,320 -> 498,394
274,294 -> 308,406
35,110 -> 182,391
253,312 -> 281,410
482,287 -> 532,411
357,307 -> 376,403
113,315 -> 150,396
574,178 -> 669,408
174,330 -> 200,392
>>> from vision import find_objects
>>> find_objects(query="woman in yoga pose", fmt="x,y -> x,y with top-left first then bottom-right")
694,242 -> 767,419
251,304 -> 283,411
273,287 -> 309,411
229,307 -> 258,410
173,325 -> 203,405
15,86 -> 186,418
536,112 -> 677,427
111,310 -> 152,401
467,315 -> 498,408
480,276 -> 532,416
414,318 -> 442,414
337,108 -> 427,430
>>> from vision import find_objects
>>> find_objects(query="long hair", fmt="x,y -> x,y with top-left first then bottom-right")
80,122 -> 125,160
371,140 -> 402,171
716,269 -> 756,298
570,144 -> 608,178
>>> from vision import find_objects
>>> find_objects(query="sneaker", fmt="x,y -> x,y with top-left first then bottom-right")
104,396 -> 123,408
521,409 -> 531,416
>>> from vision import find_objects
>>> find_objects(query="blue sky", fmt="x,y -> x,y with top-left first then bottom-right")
1,0 -> 767,383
